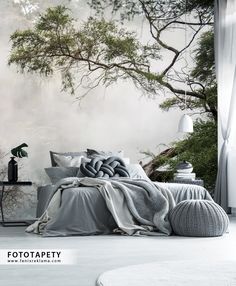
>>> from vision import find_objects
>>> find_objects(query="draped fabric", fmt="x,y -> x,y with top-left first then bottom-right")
214,0 -> 236,212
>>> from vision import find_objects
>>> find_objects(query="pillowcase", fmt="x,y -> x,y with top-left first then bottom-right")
53,153 -> 90,167
126,164 -> 150,181
50,151 -> 87,167
87,149 -> 124,158
45,167 -> 79,184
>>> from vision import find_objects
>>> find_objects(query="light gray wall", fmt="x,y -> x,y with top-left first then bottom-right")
0,0 -> 185,218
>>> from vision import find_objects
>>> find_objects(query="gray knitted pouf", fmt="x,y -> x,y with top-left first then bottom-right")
169,200 -> 229,237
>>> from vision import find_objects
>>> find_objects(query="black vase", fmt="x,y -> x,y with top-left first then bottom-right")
8,157 -> 18,182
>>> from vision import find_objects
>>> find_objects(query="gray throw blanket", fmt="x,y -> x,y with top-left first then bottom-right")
27,177 -> 175,236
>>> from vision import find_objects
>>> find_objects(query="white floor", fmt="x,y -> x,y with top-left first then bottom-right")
0,217 -> 235,286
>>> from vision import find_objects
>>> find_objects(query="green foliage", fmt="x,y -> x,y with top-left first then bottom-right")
191,30 -> 215,85
159,96 -> 204,112
191,30 -> 217,120
89,0 -> 214,23
8,4 -> 215,117
160,30 -> 217,120
11,143 -> 28,158
79,18 -> 142,62
9,6 -> 77,92
185,0 -> 214,11
9,6 -> 159,94
164,120 -> 217,191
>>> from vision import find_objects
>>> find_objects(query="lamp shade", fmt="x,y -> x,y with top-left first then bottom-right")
178,114 -> 193,133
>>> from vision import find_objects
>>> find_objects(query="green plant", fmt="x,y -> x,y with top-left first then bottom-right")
11,143 -> 28,158
143,119 -> 217,192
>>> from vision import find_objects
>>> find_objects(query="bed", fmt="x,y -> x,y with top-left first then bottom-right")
31,149 -> 212,237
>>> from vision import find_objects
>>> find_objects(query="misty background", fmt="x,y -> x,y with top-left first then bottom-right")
0,0 -> 187,218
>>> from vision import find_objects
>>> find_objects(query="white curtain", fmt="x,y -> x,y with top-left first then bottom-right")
214,0 -> 236,212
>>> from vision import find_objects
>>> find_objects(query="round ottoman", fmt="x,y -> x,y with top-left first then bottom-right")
169,200 -> 229,237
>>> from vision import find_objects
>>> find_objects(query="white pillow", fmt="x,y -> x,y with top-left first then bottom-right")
123,158 -> 130,165
126,164 -> 150,181
53,154 -> 90,167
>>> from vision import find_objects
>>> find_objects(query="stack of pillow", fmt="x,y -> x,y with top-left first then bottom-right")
45,149 -> 150,185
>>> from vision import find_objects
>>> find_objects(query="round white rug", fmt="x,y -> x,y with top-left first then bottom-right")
96,260 -> 236,286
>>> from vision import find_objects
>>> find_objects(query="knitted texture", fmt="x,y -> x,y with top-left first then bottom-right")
169,200 -> 229,237
80,156 -> 129,178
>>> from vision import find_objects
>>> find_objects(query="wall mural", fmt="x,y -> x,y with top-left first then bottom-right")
0,0 -> 216,219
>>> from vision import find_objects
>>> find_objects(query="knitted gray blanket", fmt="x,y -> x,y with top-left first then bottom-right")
27,177 -> 175,236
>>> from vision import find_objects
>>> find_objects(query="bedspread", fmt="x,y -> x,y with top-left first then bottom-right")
27,177 -> 175,237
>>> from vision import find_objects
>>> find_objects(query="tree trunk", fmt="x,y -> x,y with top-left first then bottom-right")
141,147 -> 177,182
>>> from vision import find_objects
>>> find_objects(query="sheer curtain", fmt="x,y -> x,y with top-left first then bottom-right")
214,0 -> 236,212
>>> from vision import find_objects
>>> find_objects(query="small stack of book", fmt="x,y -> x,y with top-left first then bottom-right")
173,172 -> 196,181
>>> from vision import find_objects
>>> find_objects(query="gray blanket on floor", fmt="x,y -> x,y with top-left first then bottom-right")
27,177 -> 175,236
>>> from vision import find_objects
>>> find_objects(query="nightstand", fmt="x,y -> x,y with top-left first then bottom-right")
0,181 -> 32,227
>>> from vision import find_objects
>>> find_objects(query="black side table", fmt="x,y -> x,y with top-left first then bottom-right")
0,181 -> 32,227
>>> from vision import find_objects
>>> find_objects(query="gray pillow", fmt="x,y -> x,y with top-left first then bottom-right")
50,151 -> 87,167
45,167 -> 79,184
87,149 -> 124,158
53,153 -> 90,167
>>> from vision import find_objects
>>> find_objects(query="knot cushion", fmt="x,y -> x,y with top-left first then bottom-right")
169,200 -> 229,237
80,156 -> 130,178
